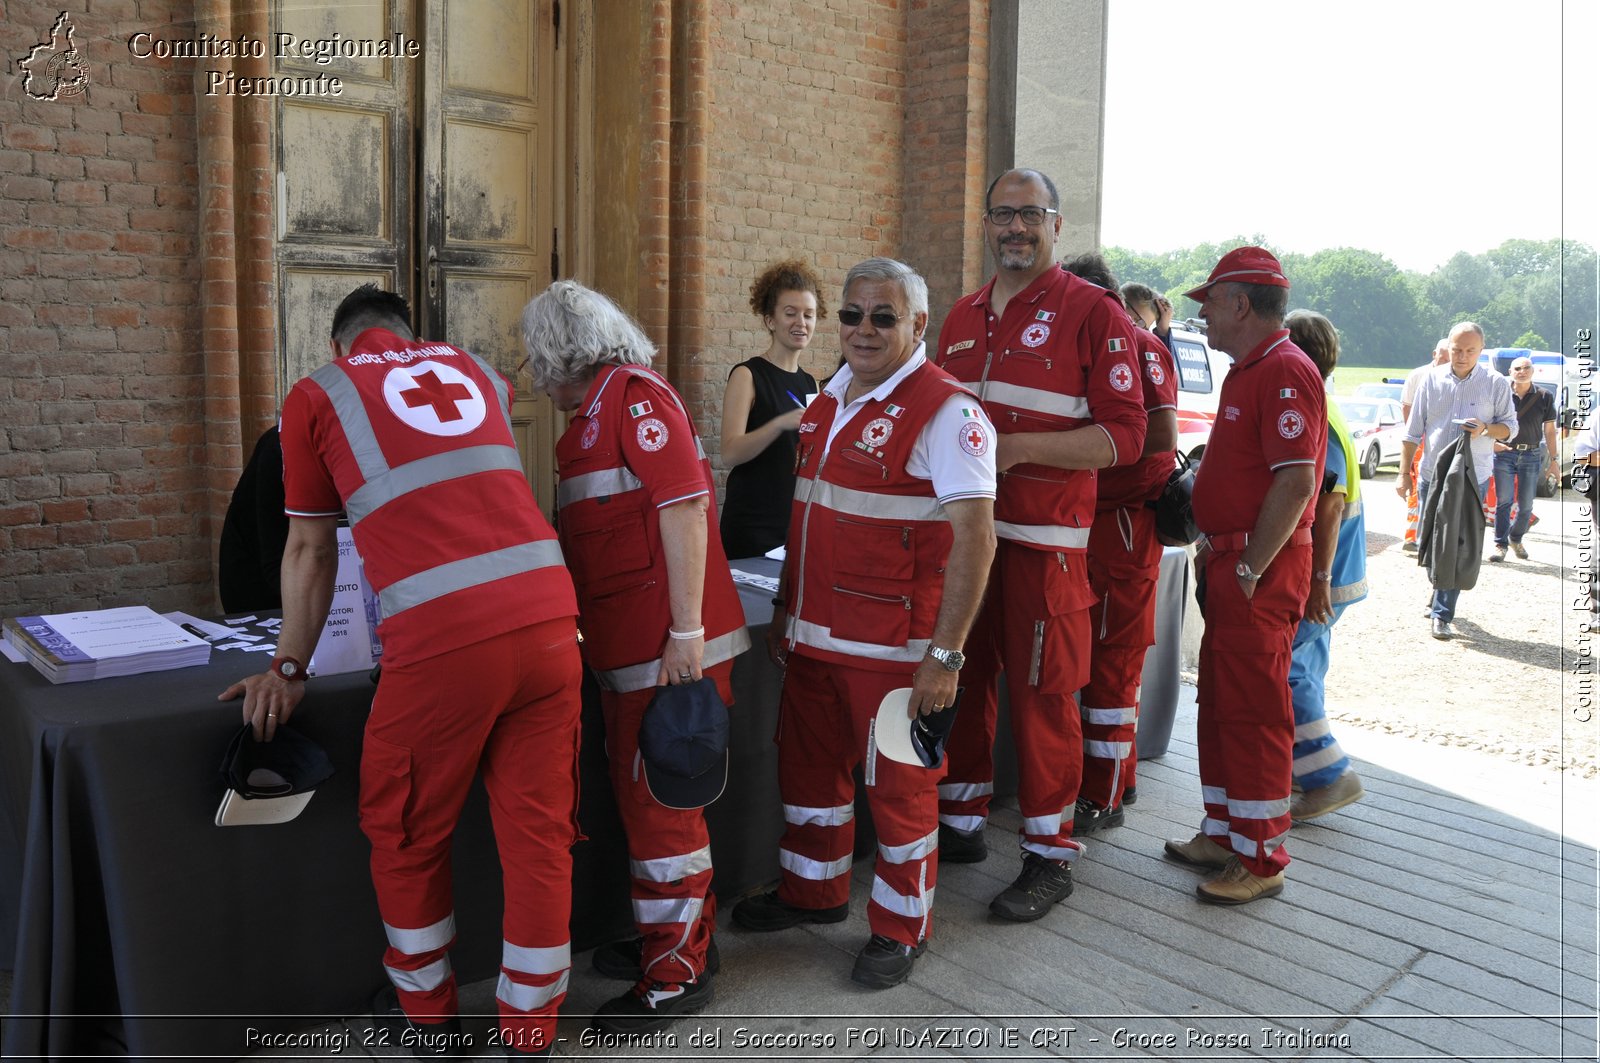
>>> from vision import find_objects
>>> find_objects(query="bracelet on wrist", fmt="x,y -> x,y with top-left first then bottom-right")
668,626 -> 705,640
771,597 -> 788,608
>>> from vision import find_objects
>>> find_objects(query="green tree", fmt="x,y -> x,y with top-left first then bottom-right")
1512,330 -> 1549,350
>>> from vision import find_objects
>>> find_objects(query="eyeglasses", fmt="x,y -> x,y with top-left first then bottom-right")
837,308 -> 903,329
984,205 -> 1058,226
1511,365 -> 1534,372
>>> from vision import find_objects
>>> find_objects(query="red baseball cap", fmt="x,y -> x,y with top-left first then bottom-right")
1182,246 -> 1290,302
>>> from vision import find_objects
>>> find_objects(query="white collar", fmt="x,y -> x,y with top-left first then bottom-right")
824,342 -> 928,407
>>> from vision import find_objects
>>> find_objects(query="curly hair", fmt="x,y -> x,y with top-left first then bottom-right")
748,258 -> 828,321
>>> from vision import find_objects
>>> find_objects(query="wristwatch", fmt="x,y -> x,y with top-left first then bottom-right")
926,646 -> 965,672
1313,570 -> 1332,583
1235,560 -> 1262,582
271,655 -> 308,682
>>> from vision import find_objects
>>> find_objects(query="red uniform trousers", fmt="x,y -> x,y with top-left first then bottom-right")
600,661 -> 733,984
937,541 -> 1091,862
1081,505 -> 1163,807
775,653 -> 941,947
1195,540 -> 1311,877
360,617 -> 583,1053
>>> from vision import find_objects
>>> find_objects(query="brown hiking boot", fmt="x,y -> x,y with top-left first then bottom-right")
1195,855 -> 1284,906
1162,831 -> 1231,870
1290,771 -> 1365,821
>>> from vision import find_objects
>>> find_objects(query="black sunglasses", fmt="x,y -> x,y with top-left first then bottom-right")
837,308 -> 902,328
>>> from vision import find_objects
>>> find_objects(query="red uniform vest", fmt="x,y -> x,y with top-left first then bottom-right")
1097,324 -> 1179,509
554,365 -> 748,692
281,328 -> 577,666
936,266 -> 1146,552
783,361 -> 977,671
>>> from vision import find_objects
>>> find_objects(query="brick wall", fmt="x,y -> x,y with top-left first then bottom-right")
1,1 -> 210,616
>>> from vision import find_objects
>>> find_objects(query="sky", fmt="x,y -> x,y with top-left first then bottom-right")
1100,0 -> 1599,274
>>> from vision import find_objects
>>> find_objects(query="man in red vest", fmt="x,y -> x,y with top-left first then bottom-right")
933,169 -> 1147,924
221,285 -> 581,1058
733,257 -> 997,989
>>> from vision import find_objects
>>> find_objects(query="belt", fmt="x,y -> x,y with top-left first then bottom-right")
1510,443 -> 1541,451
1203,526 -> 1314,552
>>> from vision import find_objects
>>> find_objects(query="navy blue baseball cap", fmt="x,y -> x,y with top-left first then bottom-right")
638,678 -> 730,810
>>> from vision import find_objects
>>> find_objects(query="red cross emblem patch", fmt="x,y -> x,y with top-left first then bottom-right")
1146,360 -> 1166,387
1109,362 -> 1134,392
959,419 -> 989,457
636,417 -> 669,451
862,417 -> 894,448
1278,410 -> 1305,439
382,360 -> 487,437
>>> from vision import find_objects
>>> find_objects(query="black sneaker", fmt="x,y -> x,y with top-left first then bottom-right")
1073,796 -> 1125,835
1121,785 -> 1138,806
594,975 -> 714,1034
731,890 -> 848,932
591,935 -> 721,981
988,853 -> 1074,922
849,934 -> 927,989
369,986 -> 464,1058
937,822 -> 988,863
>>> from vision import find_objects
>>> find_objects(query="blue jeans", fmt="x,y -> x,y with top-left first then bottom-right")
1492,447 -> 1544,546
1288,602 -> 1350,789
1417,475 -> 1490,622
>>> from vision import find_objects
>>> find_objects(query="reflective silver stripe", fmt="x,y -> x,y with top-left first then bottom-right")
980,379 -> 1089,419
804,480 -> 948,523
463,350 -> 513,424
310,362 -> 389,484
1081,705 -> 1137,726
938,814 -> 985,833
1084,739 -> 1133,760
496,971 -> 569,1012
1342,497 -> 1363,520
384,914 -> 456,956
592,626 -> 751,693
346,446 -> 525,526
1293,718 -> 1333,742
1293,744 -> 1347,774
783,803 -> 855,828
1230,828 -> 1289,858
1201,786 -> 1228,806
1021,841 -> 1079,862
385,956 -> 451,993
1201,816 -> 1230,838
779,847 -> 852,882
1331,578 -> 1368,604
502,940 -> 570,976
380,539 -> 566,617
1022,813 -> 1061,837
790,618 -> 927,663
877,828 -> 937,865
1228,796 -> 1292,820
633,896 -> 704,927
936,781 -> 992,802
870,876 -> 934,917
558,466 -> 645,509
630,845 -> 713,883
993,521 -> 1091,549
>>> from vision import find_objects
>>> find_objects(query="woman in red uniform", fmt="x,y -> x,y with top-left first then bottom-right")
519,281 -> 749,1034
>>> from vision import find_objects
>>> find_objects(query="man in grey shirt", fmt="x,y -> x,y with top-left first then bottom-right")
1396,321 -> 1516,639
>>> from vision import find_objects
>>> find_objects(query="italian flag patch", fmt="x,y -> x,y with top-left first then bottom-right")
1107,337 -> 1128,353
628,400 -> 653,418
884,403 -> 905,418
1279,388 -> 1297,399
960,407 -> 983,418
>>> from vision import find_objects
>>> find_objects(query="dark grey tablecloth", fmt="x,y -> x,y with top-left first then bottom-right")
0,550 -> 1185,1060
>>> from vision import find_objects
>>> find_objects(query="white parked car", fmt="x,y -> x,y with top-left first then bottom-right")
1352,380 -> 1405,404
1166,325 -> 1232,462
1338,397 -> 1406,478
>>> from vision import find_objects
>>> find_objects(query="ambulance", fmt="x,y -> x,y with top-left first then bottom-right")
1165,323 -> 1233,461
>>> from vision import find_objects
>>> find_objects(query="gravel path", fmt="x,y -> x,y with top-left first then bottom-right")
1322,469 -> 1597,779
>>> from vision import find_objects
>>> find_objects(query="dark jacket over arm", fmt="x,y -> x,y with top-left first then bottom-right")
1416,430 -> 1483,592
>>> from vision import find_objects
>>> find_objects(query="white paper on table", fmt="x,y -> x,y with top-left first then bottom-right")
308,527 -> 383,676
213,640 -> 261,651
763,545 -> 786,561
729,568 -> 781,594
240,643 -> 278,654
225,615 -> 258,625
1,640 -> 25,663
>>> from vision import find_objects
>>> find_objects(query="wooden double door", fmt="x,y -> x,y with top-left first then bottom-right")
271,0 -> 562,509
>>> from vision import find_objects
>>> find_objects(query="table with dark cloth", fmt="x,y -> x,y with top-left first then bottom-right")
0,551 -> 1185,1060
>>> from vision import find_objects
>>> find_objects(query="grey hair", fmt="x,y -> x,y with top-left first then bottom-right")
842,257 -> 928,318
519,280 -> 657,391
1449,321 -> 1485,342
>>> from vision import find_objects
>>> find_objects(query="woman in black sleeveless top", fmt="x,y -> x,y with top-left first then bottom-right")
719,259 -> 825,559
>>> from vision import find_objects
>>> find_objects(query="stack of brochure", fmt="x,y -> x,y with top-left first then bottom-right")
2,606 -> 211,683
